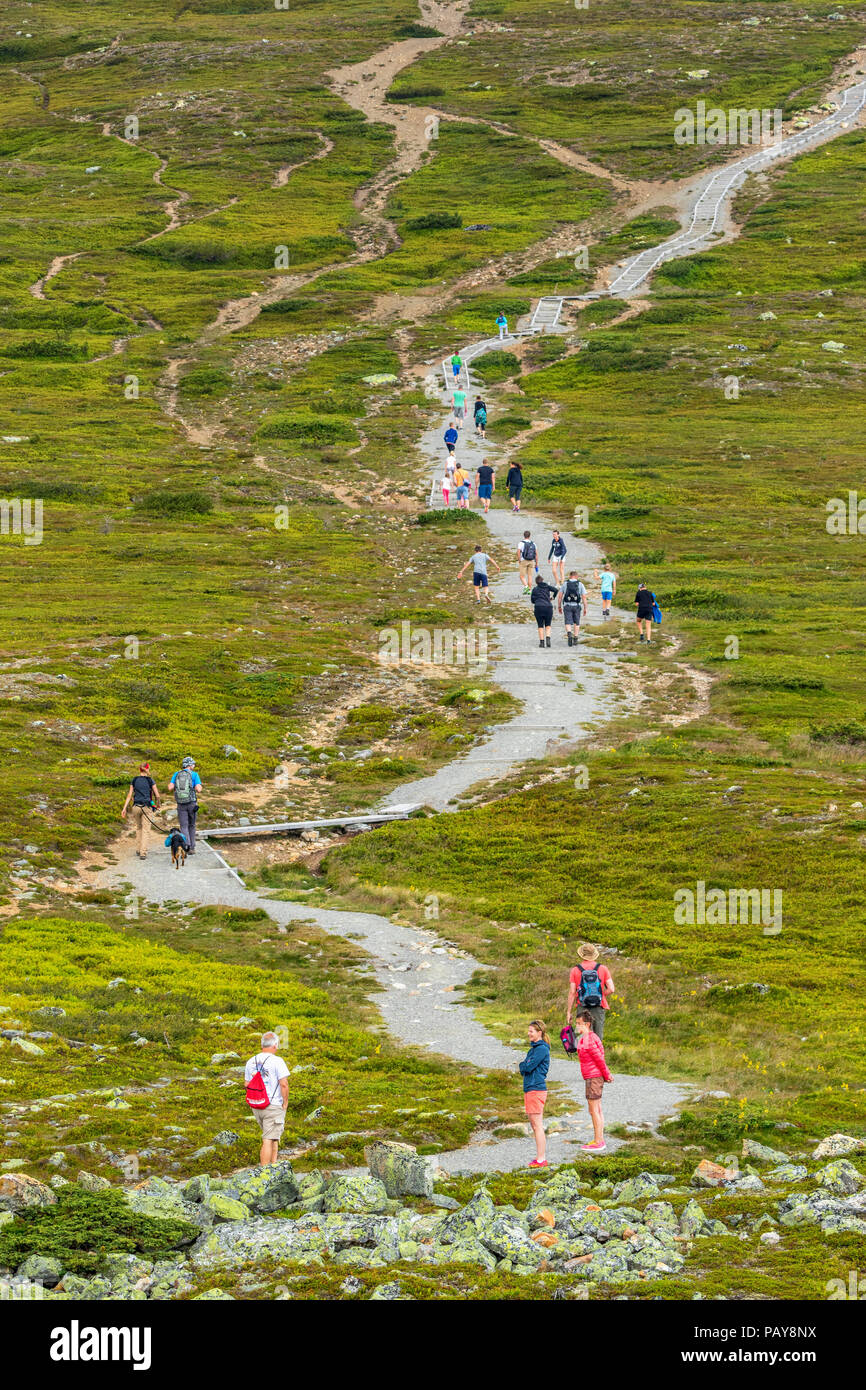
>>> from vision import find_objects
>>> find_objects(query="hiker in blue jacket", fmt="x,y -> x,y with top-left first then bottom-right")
519,1020 -> 551,1168
444,422 -> 459,456
548,529 -> 567,585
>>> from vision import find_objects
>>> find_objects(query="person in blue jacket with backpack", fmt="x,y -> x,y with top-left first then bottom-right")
519,1020 -> 551,1168
168,756 -> 203,853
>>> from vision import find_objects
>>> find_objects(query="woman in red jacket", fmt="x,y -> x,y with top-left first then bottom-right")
575,1010 -> 613,1153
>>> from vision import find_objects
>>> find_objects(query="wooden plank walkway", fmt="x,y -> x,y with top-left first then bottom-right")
198,804 -> 422,841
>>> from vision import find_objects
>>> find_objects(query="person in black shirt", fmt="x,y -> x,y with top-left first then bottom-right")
121,762 -> 161,860
635,582 -> 655,644
475,460 -> 495,513
530,578 -> 558,647
506,462 -> 523,513
548,529 -> 567,585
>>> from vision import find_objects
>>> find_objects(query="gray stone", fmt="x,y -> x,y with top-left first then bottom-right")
17,1254 -> 64,1287
213,1131 -> 240,1148
364,1141 -> 433,1200
220,1161 -> 299,1214
323,1175 -> 390,1215
77,1171 -> 112,1192
814,1159 -> 862,1195
812,1134 -> 865,1160
742,1138 -> 790,1164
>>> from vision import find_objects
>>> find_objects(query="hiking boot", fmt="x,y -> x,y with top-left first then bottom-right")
545,637 -> 551,647
567,633 -> 573,646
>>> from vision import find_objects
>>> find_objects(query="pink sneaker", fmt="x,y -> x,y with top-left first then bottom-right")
528,1158 -> 548,1169
580,1141 -> 607,1153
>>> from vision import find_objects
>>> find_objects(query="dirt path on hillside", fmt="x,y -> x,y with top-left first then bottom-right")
28,253 -> 83,300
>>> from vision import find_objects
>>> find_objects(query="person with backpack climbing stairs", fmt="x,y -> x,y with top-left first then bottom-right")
566,943 -> 614,1040
168,756 -> 202,854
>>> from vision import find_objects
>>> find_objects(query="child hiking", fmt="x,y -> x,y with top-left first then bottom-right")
575,1011 -> 613,1153
495,311 -> 508,340
458,543 -> 500,603
518,1020 -> 551,1168
594,562 -> 616,620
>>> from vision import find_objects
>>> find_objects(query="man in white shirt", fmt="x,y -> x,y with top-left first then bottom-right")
244,1031 -> 290,1166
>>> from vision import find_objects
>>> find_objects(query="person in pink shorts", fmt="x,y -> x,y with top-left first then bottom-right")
575,1010 -> 613,1153
519,1020 -> 551,1168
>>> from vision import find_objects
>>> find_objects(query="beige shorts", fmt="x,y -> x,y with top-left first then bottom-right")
255,1103 -> 286,1141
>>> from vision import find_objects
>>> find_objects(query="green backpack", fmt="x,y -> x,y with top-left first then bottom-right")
174,769 -> 196,805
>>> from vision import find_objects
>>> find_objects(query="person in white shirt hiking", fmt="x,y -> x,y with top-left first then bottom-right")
517,531 -> 537,592
558,571 -> 587,645
594,562 -> 616,619
244,1031 -> 290,1166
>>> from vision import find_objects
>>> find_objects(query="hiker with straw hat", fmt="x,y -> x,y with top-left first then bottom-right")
566,942 -> 615,1040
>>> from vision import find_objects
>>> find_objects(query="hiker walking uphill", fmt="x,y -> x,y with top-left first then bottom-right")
566,943 -> 615,1039
453,463 -> 471,508
473,395 -> 487,438
452,384 -> 467,424
517,530 -> 537,591
444,422 -> 459,456
495,311 -> 508,340
458,543 -> 500,603
244,1031 -> 289,1167
559,571 -> 587,646
548,529 -> 567,585
530,575 -> 558,647
169,756 -> 202,853
518,1020 -> 550,1169
506,461 -> 523,513
120,762 -> 161,861
450,349 -> 463,381
475,459 -> 495,513
594,561 -> 617,620
635,581 -> 658,644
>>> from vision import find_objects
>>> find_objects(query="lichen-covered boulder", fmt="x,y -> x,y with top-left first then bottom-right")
17,1254 -> 64,1287
123,1177 -> 212,1236
322,1175 -> 390,1215
778,1191 -> 866,1235
365,1141 -> 433,1200
812,1134 -> 865,1160
206,1194 -> 251,1223
437,1188 -> 496,1244
814,1159 -> 862,1195
742,1138 -> 790,1164
612,1172 -> 661,1203
678,1199 -> 709,1238
0,1172 -> 56,1214
220,1161 -> 299,1214
765,1164 -> 808,1184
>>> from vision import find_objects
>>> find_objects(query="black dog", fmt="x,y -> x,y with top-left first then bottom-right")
168,830 -> 188,870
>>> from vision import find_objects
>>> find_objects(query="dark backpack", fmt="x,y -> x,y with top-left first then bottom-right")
577,961 -> 604,1009
564,580 -> 583,604
522,540 -> 536,562
174,769 -> 196,805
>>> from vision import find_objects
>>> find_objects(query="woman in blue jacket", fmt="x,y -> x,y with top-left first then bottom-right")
519,1020 -> 551,1168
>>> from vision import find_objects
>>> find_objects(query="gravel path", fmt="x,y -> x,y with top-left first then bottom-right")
382,386 -> 633,811
101,845 -> 687,1169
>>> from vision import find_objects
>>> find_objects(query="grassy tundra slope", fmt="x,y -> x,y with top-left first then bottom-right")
0,0 -> 864,1303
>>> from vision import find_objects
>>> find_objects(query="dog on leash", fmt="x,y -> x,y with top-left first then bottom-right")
168,829 -> 188,869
